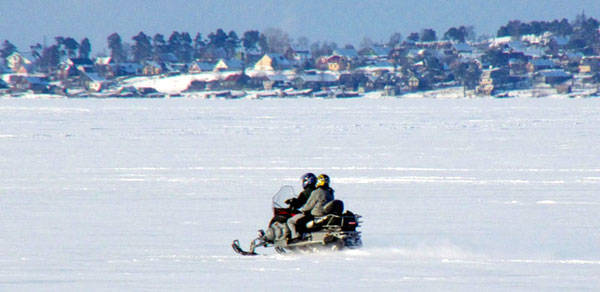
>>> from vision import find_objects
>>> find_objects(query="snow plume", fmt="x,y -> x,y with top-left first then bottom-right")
348,243 -> 485,262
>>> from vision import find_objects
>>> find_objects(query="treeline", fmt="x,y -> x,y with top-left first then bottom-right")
1,13 -> 599,73
497,14 -> 599,52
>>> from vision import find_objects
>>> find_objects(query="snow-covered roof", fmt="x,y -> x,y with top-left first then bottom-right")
266,54 -> 292,66
538,69 -> 571,77
489,36 -> 512,47
267,73 -> 290,82
507,41 -> 526,53
531,59 -> 555,67
552,36 -> 570,46
191,61 -> 215,71
68,58 -> 94,66
358,62 -> 395,72
522,47 -> 545,58
453,43 -> 473,53
332,49 -> 358,59
299,72 -> 339,82
22,76 -> 49,85
371,46 -> 391,57
216,59 -> 243,70
290,44 -> 311,53
521,34 -> 544,45
83,72 -> 106,82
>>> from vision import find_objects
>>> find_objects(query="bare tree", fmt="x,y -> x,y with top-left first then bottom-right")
263,28 -> 291,54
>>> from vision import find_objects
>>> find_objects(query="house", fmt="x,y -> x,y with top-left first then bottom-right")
332,48 -> 359,60
247,75 -> 269,89
95,57 -> 141,78
535,69 -> 572,85
365,71 -> 397,90
357,61 -> 395,73
0,78 -> 8,90
408,76 -> 420,90
339,72 -> 369,91
549,36 -> 569,49
360,46 -> 391,60
264,73 -> 290,89
219,73 -> 250,89
480,67 -> 531,94
292,71 -> 339,90
527,58 -> 557,72
253,54 -> 292,71
185,80 -> 209,92
80,72 -> 110,92
6,52 -> 33,74
285,46 -> 312,65
118,63 -> 142,76
579,56 -> 600,73
8,75 -> 50,93
317,55 -> 351,71
214,59 -> 243,72
142,61 -> 165,76
509,58 -> 528,75
188,61 -> 215,73
59,58 -> 95,79
452,43 -> 474,55
371,46 -> 391,59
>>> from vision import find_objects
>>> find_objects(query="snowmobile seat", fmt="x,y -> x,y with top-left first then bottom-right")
305,200 -> 345,230
323,199 -> 344,216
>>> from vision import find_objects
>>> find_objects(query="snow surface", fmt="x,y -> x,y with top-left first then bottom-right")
1,98 -> 599,291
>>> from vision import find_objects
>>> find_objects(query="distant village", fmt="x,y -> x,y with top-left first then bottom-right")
1,15 -> 600,98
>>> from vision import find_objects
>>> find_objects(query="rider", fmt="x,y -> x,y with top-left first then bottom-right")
285,173 -> 317,209
287,173 -> 335,241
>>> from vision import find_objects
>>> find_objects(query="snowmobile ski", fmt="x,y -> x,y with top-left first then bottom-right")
232,240 -> 258,256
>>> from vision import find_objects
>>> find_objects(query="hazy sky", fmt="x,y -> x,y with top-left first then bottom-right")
1,0 -> 599,54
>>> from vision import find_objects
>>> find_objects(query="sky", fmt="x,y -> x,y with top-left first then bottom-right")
1,0 -> 599,55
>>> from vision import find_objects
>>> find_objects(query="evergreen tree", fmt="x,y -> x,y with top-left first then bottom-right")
0,40 -> 17,63
420,29 -> 437,42
258,33 -> 268,54
54,36 -> 67,60
444,27 -> 466,42
226,30 -> 240,57
153,33 -> 167,60
407,32 -> 420,42
107,33 -> 127,63
39,45 -> 60,73
569,13 -> 600,53
79,38 -> 91,59
180,32 -> 193,62
208,29 -> 228,49
193,33 -> 206,59
132,31 -> 152,62
30,43 -> 43,60
168,31 -> 182,54
242,30 -> 260,51
63,37 -> 79,58
387,32 -> 403,48
167,31 -> 187,61
359,37 -> 374,50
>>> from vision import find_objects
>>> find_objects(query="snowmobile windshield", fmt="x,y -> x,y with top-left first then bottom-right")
272,185 -> 295,209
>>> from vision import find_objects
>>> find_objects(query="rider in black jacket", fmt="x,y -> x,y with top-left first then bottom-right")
285,173 -> 316,209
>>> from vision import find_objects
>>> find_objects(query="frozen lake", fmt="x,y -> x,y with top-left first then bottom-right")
1,97 -> 599,291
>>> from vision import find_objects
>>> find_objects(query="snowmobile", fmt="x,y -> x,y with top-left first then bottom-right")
232,185 -> 362,256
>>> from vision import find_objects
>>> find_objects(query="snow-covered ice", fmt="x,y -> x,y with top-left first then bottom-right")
1,97 -> 599,290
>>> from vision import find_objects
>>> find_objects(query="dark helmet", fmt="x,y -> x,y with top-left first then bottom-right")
301,173 -> 317,189
316,174 -> 330,187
